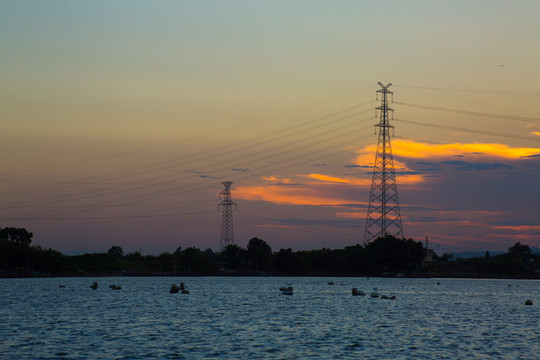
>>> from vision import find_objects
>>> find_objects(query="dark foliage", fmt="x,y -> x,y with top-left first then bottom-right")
1,228 -> 538,278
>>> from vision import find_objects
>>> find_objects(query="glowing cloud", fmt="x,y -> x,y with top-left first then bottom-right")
236,184 -> 353,206
389,139 -> 540,159
355,140 -> 540,166
304,174 -> 351,183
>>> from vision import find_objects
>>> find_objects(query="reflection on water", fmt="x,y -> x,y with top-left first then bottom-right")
1,277 -> 538,359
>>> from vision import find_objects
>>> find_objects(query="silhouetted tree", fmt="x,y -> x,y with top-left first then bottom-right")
508,242 -> 532,259
221,244 -> 246,270
247,237 -> 272,271
107,245 -> 124,258
364,235 -> 424,273
0,227 -> 33,245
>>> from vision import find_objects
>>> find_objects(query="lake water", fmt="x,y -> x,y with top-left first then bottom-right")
1,277 -> 538,359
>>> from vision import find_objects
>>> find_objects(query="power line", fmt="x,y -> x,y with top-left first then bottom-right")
0,104 -> 374,202
2,125 -> 375,219
1,210 -> 213,221
395,101 -> 540,123
396,118 -> 540,142
2,116 -> 374,210
0,90 -> 374,177
238,204 -> 359,243
394,84 -> 540,96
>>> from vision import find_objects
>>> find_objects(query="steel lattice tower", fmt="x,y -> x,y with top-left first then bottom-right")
363,82 -> 404,243
219,181 -> 237,251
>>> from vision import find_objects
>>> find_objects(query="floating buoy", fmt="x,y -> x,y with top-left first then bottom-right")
525,300 -> 533,305
328,281 -> 334,285
280,286 -> 293,295
59,285 -> 66,288
90,282 -> 98,290
352,288 -> 365,296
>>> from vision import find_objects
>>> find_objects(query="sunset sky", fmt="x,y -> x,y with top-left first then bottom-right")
1,0 -> 539,255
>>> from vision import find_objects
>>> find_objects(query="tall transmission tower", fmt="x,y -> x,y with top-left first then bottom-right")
363,82 -> 404,243
219,181 -> 237,251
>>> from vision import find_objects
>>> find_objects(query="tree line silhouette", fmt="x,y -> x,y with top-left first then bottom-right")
1,227 -> 538,278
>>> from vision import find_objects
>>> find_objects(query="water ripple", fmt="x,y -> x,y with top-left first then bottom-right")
1,277 -> 538,359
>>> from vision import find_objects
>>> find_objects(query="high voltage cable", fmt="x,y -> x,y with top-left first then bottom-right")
1,108 -> 374,206
396,118 -> 540,142
239,211 -> 358,243
1,210 -> 213,221
20,124 -> 374,212
0,105 -> 372,205
3,126 -> 375,219
0,92 -> 374,178
394,85 -> 540,96
237,206 -> 358,243
0,103 -> 374,200
5,131 -> 375,220
2,115 -> 373,209
226,86 -> 375,132
395,101 -> 540,123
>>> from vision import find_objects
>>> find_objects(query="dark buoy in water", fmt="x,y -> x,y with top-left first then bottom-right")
59,285 -> 66,288
328,281 -> 334,285
90,282 -> 98,290
525,300 -> 533,305
280,286 -> 293,295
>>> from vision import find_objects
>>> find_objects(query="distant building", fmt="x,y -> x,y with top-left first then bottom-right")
423,248 -> 434,268
423,236 -> 434,268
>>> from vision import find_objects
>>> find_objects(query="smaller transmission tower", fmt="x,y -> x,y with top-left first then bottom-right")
363,82 -> 404,243
219,181 -> 237,252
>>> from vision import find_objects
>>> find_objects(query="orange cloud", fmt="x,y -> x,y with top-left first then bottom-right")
335,212 -> 364,219
355,139 -> 540,163
533,132 -> 540,137
236,185 -> 352,206
493,225 -> 540,231
391,139 -> 540,159
262,176 -> 296,184
304,173 -> 350,183
396,174 -> 425,185
302,173 -> 372,186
